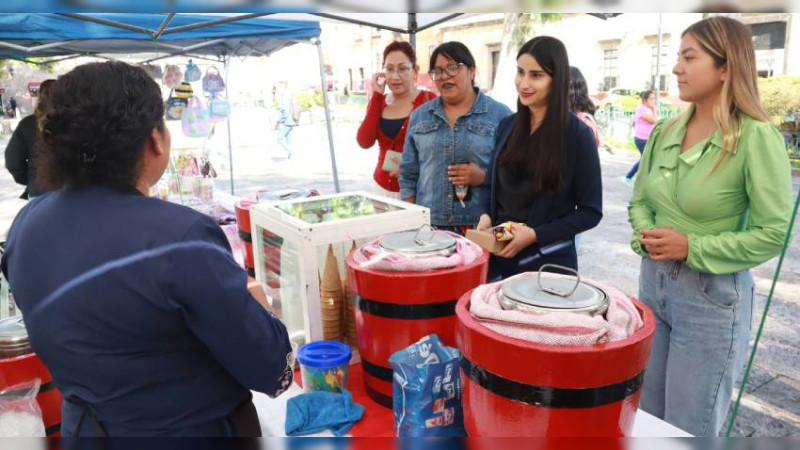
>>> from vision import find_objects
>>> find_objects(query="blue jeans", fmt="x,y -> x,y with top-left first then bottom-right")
626,137 -> 648,179
638,258 -> 754,436
277,124 -> 294,157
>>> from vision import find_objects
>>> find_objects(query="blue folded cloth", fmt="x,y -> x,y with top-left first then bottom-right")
285,388 -> 365,437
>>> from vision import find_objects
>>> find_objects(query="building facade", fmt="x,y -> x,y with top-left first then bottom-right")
321,13 -> 799,98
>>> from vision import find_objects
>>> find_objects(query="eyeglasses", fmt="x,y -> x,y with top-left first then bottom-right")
429,63 -> 466,81
383,65 -> 413,77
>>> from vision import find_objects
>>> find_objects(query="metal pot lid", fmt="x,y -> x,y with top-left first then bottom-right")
379,226 -> 457,256
0,316 -> 30,350
501,265 -> 607,311
257,188 -> 311,203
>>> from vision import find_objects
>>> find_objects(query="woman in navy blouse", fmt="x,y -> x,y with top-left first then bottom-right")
478,36 -> 603,280
1,62 -> 292,436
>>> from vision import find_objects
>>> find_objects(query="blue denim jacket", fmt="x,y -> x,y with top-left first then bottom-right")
399,89 -> 512,226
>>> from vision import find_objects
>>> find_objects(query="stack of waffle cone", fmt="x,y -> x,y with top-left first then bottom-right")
320,244 -> 344,341
342,241 -> 359,347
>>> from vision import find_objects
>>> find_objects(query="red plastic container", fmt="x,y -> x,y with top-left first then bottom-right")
346,246 -> 488,407
235,189 -> 318,278
456,292 -> 655,437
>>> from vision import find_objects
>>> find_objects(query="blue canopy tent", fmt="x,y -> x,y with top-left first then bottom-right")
0,13 -> 339,194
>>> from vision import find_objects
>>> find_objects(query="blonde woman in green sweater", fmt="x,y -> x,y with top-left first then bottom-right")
628,17 -> 794,437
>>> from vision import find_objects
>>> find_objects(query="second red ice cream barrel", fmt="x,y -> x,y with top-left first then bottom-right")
456,283 -> 655,437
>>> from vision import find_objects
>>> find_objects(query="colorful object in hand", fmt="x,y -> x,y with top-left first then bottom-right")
491,222 -> 520,242
297,341 -> 351,393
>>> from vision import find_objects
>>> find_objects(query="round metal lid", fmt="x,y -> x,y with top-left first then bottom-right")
0,316 -> 31,357
257,188 -> 311,203
379,229 -> 457,256
501,270 -> 606,311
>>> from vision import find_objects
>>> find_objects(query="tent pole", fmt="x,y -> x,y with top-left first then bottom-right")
224,55 -> 235,195
654,13 -> 663,109
310,14 -> 405,34
57,13 -> 151,35
153,13 -> 176,39
315,38 -> 340,193
160,13 -> 275,35
408,12 -> 417,49
415,13 -> 464,33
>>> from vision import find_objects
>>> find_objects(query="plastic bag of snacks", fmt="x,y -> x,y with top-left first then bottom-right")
389,335 -> 466,437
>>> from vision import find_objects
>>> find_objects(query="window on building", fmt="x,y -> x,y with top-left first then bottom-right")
603,49 -> 618,91
490,49 -> 501,89
751,22 -> 787,50
348,68 -> 354,92
650,44 -> 669,92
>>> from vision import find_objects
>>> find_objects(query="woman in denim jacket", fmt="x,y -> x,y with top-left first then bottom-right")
399,42 -> 511,232
477,36 -> 602,280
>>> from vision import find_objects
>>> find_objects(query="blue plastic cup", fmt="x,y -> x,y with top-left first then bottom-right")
297,341 -> 352,393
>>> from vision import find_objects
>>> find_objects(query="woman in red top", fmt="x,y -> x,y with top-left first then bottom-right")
357,41 -> 436,197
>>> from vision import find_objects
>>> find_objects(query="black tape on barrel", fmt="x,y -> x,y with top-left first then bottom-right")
460,357 -> 644,409
46,423 -> 61,436
4,381 -> 56,397
355,295 -> 458,320
238,230 -> 252,243
365,383 -> 394,408
361,358 -> 394,382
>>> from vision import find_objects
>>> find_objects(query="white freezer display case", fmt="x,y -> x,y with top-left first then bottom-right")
250,191 -> 430,346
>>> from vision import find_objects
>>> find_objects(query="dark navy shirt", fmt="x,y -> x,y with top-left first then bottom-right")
1,186 -> 293,436
481,113 -> 603,278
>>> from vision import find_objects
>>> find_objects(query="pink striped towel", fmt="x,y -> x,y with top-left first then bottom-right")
469,272 -> 643,346
352,232 -> 484,272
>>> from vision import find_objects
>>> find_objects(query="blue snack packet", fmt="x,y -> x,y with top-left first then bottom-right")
389,334 -> 466,437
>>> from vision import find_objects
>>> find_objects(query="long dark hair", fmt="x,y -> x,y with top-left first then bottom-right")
38,61 -> 165,192
499,36 -> 570,195
569,66 -> 595,115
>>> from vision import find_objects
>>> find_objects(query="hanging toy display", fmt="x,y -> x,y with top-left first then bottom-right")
162,64 -> 184,89
184,59 -> 202,83
202,66 -> 226,94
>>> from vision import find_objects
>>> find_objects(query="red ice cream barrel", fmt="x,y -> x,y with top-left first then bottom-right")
455,272 -> 656,437
346,230 -> 489,408
0,317 -> 64,436
236,188 -> 315,277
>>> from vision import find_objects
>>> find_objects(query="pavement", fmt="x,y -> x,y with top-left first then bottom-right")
1,107 -> 799,436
